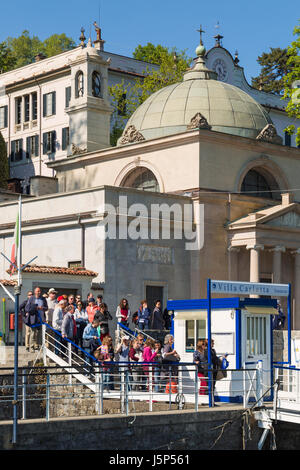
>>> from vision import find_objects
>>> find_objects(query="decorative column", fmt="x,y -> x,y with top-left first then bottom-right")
270,245 -> 285,284
291,249 -> 300,330
227,246 -> 240,281
246,244 -> 264,297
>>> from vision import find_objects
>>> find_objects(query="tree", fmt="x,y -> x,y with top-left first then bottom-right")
283,24 -> 300,146
0,131 -> 9,189
2,30 -> 76,71
42,33 -> 76,58
6,30 -> 43,69
0,41 -> 16,73
251,47 -> 291,95
109,43 -> 192,143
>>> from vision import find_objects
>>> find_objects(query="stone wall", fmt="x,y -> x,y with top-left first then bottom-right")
1,408 -> 300,450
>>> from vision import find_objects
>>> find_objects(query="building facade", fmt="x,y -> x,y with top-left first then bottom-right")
1,34 -> 300,336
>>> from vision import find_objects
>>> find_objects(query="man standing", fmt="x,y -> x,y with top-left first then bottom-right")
46,288 -> 58,326
24,287 -> 48,350
20,290 -> 33,352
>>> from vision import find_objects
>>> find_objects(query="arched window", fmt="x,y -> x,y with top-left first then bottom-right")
75,71 -> 84,98
92,71 -> 101,97
122,167 -> 160,192
241,168 -> 280,199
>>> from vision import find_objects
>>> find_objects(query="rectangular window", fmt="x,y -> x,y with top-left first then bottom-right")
43,91 -> 56,117
62,127 -> 69,151
65,87 -> 71,108
0,105 -> 8,129
32,92 -> 38,120
285,131 -> 291,147
26,135 -> 39,158
24,95 -> 30,122
15,97 -> 22,124
11,139 -> 23,161
43,131 -> 56,154
185,320 -> 195,353
246,316 -> 267,356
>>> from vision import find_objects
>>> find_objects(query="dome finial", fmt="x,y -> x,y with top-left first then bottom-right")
196,25 -> 206,56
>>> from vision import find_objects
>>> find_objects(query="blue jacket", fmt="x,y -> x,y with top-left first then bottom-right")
138,307 -> 151,322
24,295 -> 48,325
83,323 -> 100,341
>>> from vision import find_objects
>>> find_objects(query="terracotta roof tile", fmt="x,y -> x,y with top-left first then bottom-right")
6,265 -> 98,277
0,279 -> 17,286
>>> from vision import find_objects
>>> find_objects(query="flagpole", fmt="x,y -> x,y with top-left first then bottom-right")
12,196 -> 22,445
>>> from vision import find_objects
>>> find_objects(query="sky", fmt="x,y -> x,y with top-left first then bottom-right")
0,0 -> 298,83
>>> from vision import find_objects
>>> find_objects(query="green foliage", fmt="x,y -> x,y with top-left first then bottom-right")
109,43 -> 192,144
0,131 -> 9,189
6,30 -> 43,68
251,47 -> 291,95
42,34 -> 76,58
0,41 -> 16,73
283,24 -> 300,146
1,30 -> 75,71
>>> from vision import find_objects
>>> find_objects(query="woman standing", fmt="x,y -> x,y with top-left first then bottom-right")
193,339 -> 208,395
116,298 -> 131,327
162,334 -> 180,385
74,301 -> 88,349
95,303 -> 113,342
142,338 -> 159,389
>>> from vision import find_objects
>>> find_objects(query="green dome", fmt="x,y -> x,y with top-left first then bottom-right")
118,55 -> 273,144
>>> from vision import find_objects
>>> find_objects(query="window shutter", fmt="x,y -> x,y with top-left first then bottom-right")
43,132 -> 47,154
43,94 -> 47,117
51,130 -> 56,153
10,140 -> 15,161
52,92 -> 56,115
62,128 -> 66,150
26,136 -> 31,159
65,87 -> 71,108
35,135 -> 39,156
4,106 -> 8,128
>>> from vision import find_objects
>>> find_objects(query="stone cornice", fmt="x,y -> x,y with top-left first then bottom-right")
5,66 -> 71,92
48,127 -> 300,172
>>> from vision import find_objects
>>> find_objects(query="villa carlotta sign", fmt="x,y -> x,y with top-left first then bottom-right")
211,280 -> 289,297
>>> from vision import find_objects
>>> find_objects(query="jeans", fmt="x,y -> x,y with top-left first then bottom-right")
138,321 -> 149,331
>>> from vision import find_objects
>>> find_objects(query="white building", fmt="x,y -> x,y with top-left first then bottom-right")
0,28 -> 157,191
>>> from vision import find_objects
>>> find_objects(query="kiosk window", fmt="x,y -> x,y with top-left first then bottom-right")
246,316 -> 266,355
186,320 -> 195,352
185,319 -> 207,353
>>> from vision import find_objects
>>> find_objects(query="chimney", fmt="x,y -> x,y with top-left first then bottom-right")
35,53 -> 46,62
281,192 -> 294,205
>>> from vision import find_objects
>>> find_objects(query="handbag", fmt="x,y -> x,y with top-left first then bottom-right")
216,369 -> 227,380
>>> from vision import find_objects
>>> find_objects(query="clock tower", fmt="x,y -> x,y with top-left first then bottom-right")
67,38 -> 113,155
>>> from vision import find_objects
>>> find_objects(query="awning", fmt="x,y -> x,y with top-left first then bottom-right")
174,309 -> 207,321
244,306 -> 278,315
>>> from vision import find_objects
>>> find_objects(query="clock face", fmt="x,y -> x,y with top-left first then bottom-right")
212,58 -> 228,82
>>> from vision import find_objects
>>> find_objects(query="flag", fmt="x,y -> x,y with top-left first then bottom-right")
10,200 -> 21,276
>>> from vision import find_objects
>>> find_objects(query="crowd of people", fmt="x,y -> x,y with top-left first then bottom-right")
19,286 -> 228,394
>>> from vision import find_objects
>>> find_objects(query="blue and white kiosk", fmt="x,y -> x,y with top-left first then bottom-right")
167,279 -> 291,405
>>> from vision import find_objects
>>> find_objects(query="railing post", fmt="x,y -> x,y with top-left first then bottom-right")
68,342 -> 72,385
125,368 -> 129,416
42,324 -> 47,366
256,360 -> 263,407
178,365 -> 183,410
120,366 -> 125,414
22,368 -> 27,420
149,365 -> 153,412
243,364 -> 246,408
168,366 -> 172,410
46,373 -> 50,421
273,367 -> 279,421
95,368 -> 101,415
100,365 -> 104,414
195,365 -> 198,412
